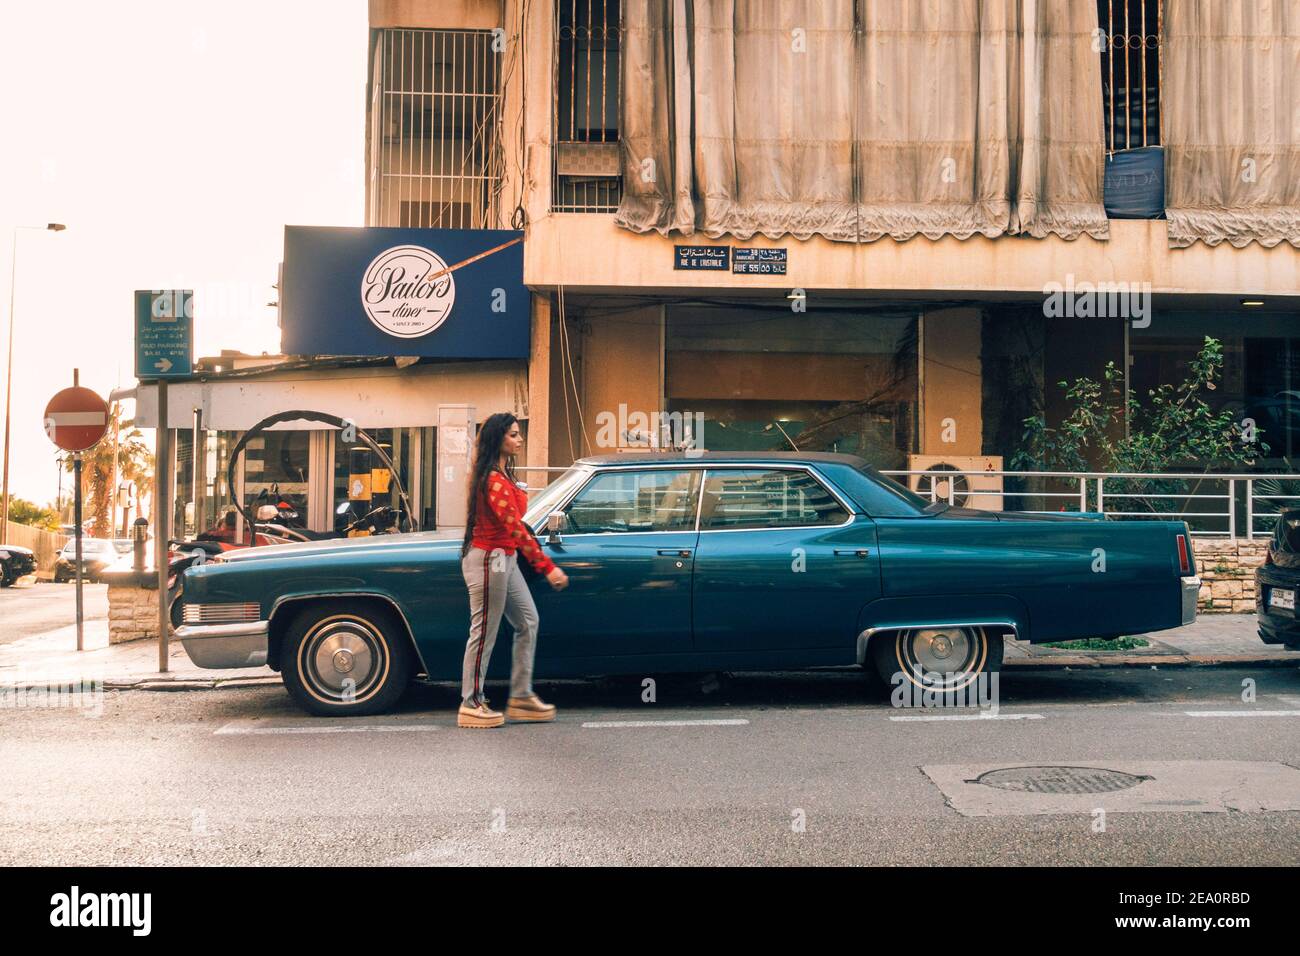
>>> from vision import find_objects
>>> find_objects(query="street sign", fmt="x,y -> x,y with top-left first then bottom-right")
674,245 -> 730,270
134,289 -> 193,379
732,247 -> 788,275
43,386 -> 109,452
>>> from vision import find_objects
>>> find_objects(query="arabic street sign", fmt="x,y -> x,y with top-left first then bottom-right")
134,290 -> 193,380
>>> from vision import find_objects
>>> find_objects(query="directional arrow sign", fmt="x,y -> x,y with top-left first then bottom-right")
135,290 -> 193,380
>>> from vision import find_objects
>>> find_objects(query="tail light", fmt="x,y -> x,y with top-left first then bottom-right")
1175,533 -> 1191,574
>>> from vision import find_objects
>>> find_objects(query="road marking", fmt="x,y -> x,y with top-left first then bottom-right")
1179,710 -> 1300,718
889,712 -> 1044,722
215,721 -> 439,736
581,718 -> 750,729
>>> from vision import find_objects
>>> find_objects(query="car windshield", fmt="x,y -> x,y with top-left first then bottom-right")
523,465 -> 594,529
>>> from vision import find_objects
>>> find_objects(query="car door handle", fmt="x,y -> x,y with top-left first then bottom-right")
833,549 -> 871,558
657,549 -> 693,557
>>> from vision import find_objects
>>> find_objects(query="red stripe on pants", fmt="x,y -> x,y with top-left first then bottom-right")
472,549 -> 489,702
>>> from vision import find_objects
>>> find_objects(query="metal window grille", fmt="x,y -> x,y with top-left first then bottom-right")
552,0 -> 623,213
1099,0 -> 1162,153
368,29 -> 502,228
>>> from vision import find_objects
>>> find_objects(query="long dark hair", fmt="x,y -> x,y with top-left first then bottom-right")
461,412 -> 519,557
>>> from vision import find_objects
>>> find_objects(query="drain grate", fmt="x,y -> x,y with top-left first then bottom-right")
969,766 -> 1151,795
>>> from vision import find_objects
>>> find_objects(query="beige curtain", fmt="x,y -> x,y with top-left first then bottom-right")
1164,0 -> 1300,248
616,0 -> 1108,242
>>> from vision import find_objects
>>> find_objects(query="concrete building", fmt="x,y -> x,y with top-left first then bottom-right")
139,0 -> 1300,537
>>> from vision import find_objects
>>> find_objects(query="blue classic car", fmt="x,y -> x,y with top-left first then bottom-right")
176,452 -> 1200,715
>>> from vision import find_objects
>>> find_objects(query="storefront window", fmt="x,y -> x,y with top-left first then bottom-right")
665,305 -> 919,469
1131,311 -> 1299,467
332,427 -> 415,532
244,430 -> 310,528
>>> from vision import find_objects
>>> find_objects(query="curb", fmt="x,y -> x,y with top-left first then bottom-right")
1005,653 -> 1300,669
0,675 -> 283,694
4,656 -> 1298,694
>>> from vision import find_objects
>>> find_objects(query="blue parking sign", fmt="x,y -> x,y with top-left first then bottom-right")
135,290 -> 193,380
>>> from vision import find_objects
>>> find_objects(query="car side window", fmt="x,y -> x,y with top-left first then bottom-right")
564,470 -> 701,533
700,469 -> 848,530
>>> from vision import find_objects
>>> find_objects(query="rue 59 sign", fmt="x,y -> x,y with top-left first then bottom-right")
281,227 -> 527,358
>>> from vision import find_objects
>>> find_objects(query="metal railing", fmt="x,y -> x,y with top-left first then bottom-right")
369,28 -> 503,229
1099,0 -> 1162,154
552,0 -> 623,213
881,469 -> 1300,539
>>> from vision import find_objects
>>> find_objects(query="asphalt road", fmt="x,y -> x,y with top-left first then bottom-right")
1,665 -> 1298,865
0,581 -> 106,644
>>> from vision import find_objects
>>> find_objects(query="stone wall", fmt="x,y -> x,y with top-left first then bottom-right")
107,584 -> 162,644
1194,539 -> 1268,614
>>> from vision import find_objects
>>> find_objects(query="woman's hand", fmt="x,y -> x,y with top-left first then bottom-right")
546,567 -> 569,591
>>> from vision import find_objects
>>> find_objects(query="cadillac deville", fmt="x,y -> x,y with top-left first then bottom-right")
176,452 -> 1200,715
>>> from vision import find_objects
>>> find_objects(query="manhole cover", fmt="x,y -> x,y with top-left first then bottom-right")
968,766 -> 1151,794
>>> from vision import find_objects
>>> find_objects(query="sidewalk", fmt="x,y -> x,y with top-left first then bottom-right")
1,613 -> 1296,692
1004,614 -> 1300,668
0,620 -> 276,691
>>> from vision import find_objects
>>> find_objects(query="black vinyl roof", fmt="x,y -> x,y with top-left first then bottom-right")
574,450 -> 869,468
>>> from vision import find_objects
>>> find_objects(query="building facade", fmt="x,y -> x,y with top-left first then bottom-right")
140,0 -> 1300,537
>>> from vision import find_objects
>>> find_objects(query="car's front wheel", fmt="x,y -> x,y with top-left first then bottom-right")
871,625 -> 1003,697
280,600 -> 412,716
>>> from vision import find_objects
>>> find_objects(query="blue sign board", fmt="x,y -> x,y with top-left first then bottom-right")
732,247 -> 787,275
281,227 -> 528,359
134,290 -> 194,380
674,245 -> 730,270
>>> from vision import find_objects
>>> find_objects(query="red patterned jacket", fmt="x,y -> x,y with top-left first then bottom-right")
469,468 -> 556,575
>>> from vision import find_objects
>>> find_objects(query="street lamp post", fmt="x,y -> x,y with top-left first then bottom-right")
1,223 -> 66,542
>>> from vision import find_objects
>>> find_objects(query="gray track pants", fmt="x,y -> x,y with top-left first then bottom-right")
460,546 -> 540,705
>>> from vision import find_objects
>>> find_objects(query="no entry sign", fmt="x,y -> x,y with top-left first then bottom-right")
43,387 -> 110,452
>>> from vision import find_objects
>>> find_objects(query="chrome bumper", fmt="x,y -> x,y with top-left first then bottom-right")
1181,575 -> 1201,625
175,621 -> 269,669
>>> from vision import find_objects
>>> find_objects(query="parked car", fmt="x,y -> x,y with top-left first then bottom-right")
52,538 -> 126,583
1257,509 -> 1300,650
176,452 -> 1201,716
0,544 -> 37,587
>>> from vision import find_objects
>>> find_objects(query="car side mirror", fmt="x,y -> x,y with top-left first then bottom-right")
255,504 -> 278,522
546,511 -> 565,545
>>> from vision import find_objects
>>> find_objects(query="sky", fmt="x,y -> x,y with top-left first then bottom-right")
0,0 -> 366,506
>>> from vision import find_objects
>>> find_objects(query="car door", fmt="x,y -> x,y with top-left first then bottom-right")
691,466 -> 881,656
530,467 -> 702,658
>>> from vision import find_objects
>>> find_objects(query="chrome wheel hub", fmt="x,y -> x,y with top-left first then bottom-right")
300,617 -> 387,703
896,627 -> 986,692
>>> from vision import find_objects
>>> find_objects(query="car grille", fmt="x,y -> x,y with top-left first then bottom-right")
182,602 -> 261,624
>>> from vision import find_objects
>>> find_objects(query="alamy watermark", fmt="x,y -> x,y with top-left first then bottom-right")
1043,273 -> 1151,328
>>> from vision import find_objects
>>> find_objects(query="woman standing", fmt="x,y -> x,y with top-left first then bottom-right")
459,412 -> 569,728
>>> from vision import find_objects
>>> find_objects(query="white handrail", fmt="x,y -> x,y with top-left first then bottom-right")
880,468 -> 1300,538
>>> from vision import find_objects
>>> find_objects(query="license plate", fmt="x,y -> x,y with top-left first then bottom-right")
1269,588 -> 1296,611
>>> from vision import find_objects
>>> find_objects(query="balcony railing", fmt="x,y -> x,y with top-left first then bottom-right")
881,470 -> 1300,539
518,463 -> 1300,539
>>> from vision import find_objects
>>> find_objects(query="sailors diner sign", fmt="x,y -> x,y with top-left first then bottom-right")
281,226 -> 527,359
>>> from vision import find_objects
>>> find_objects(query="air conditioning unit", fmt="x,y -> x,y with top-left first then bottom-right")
907,455 -> 1004,511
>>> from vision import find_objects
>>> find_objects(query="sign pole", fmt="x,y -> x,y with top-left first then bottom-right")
41,373 -> 109,655
73,449 -> 83,652
70,368 -> 84,652
156,378 -> 169,672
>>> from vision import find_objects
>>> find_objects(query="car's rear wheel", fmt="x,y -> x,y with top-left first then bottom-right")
280,600 -> 412,716
871,625 -> 1003,696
